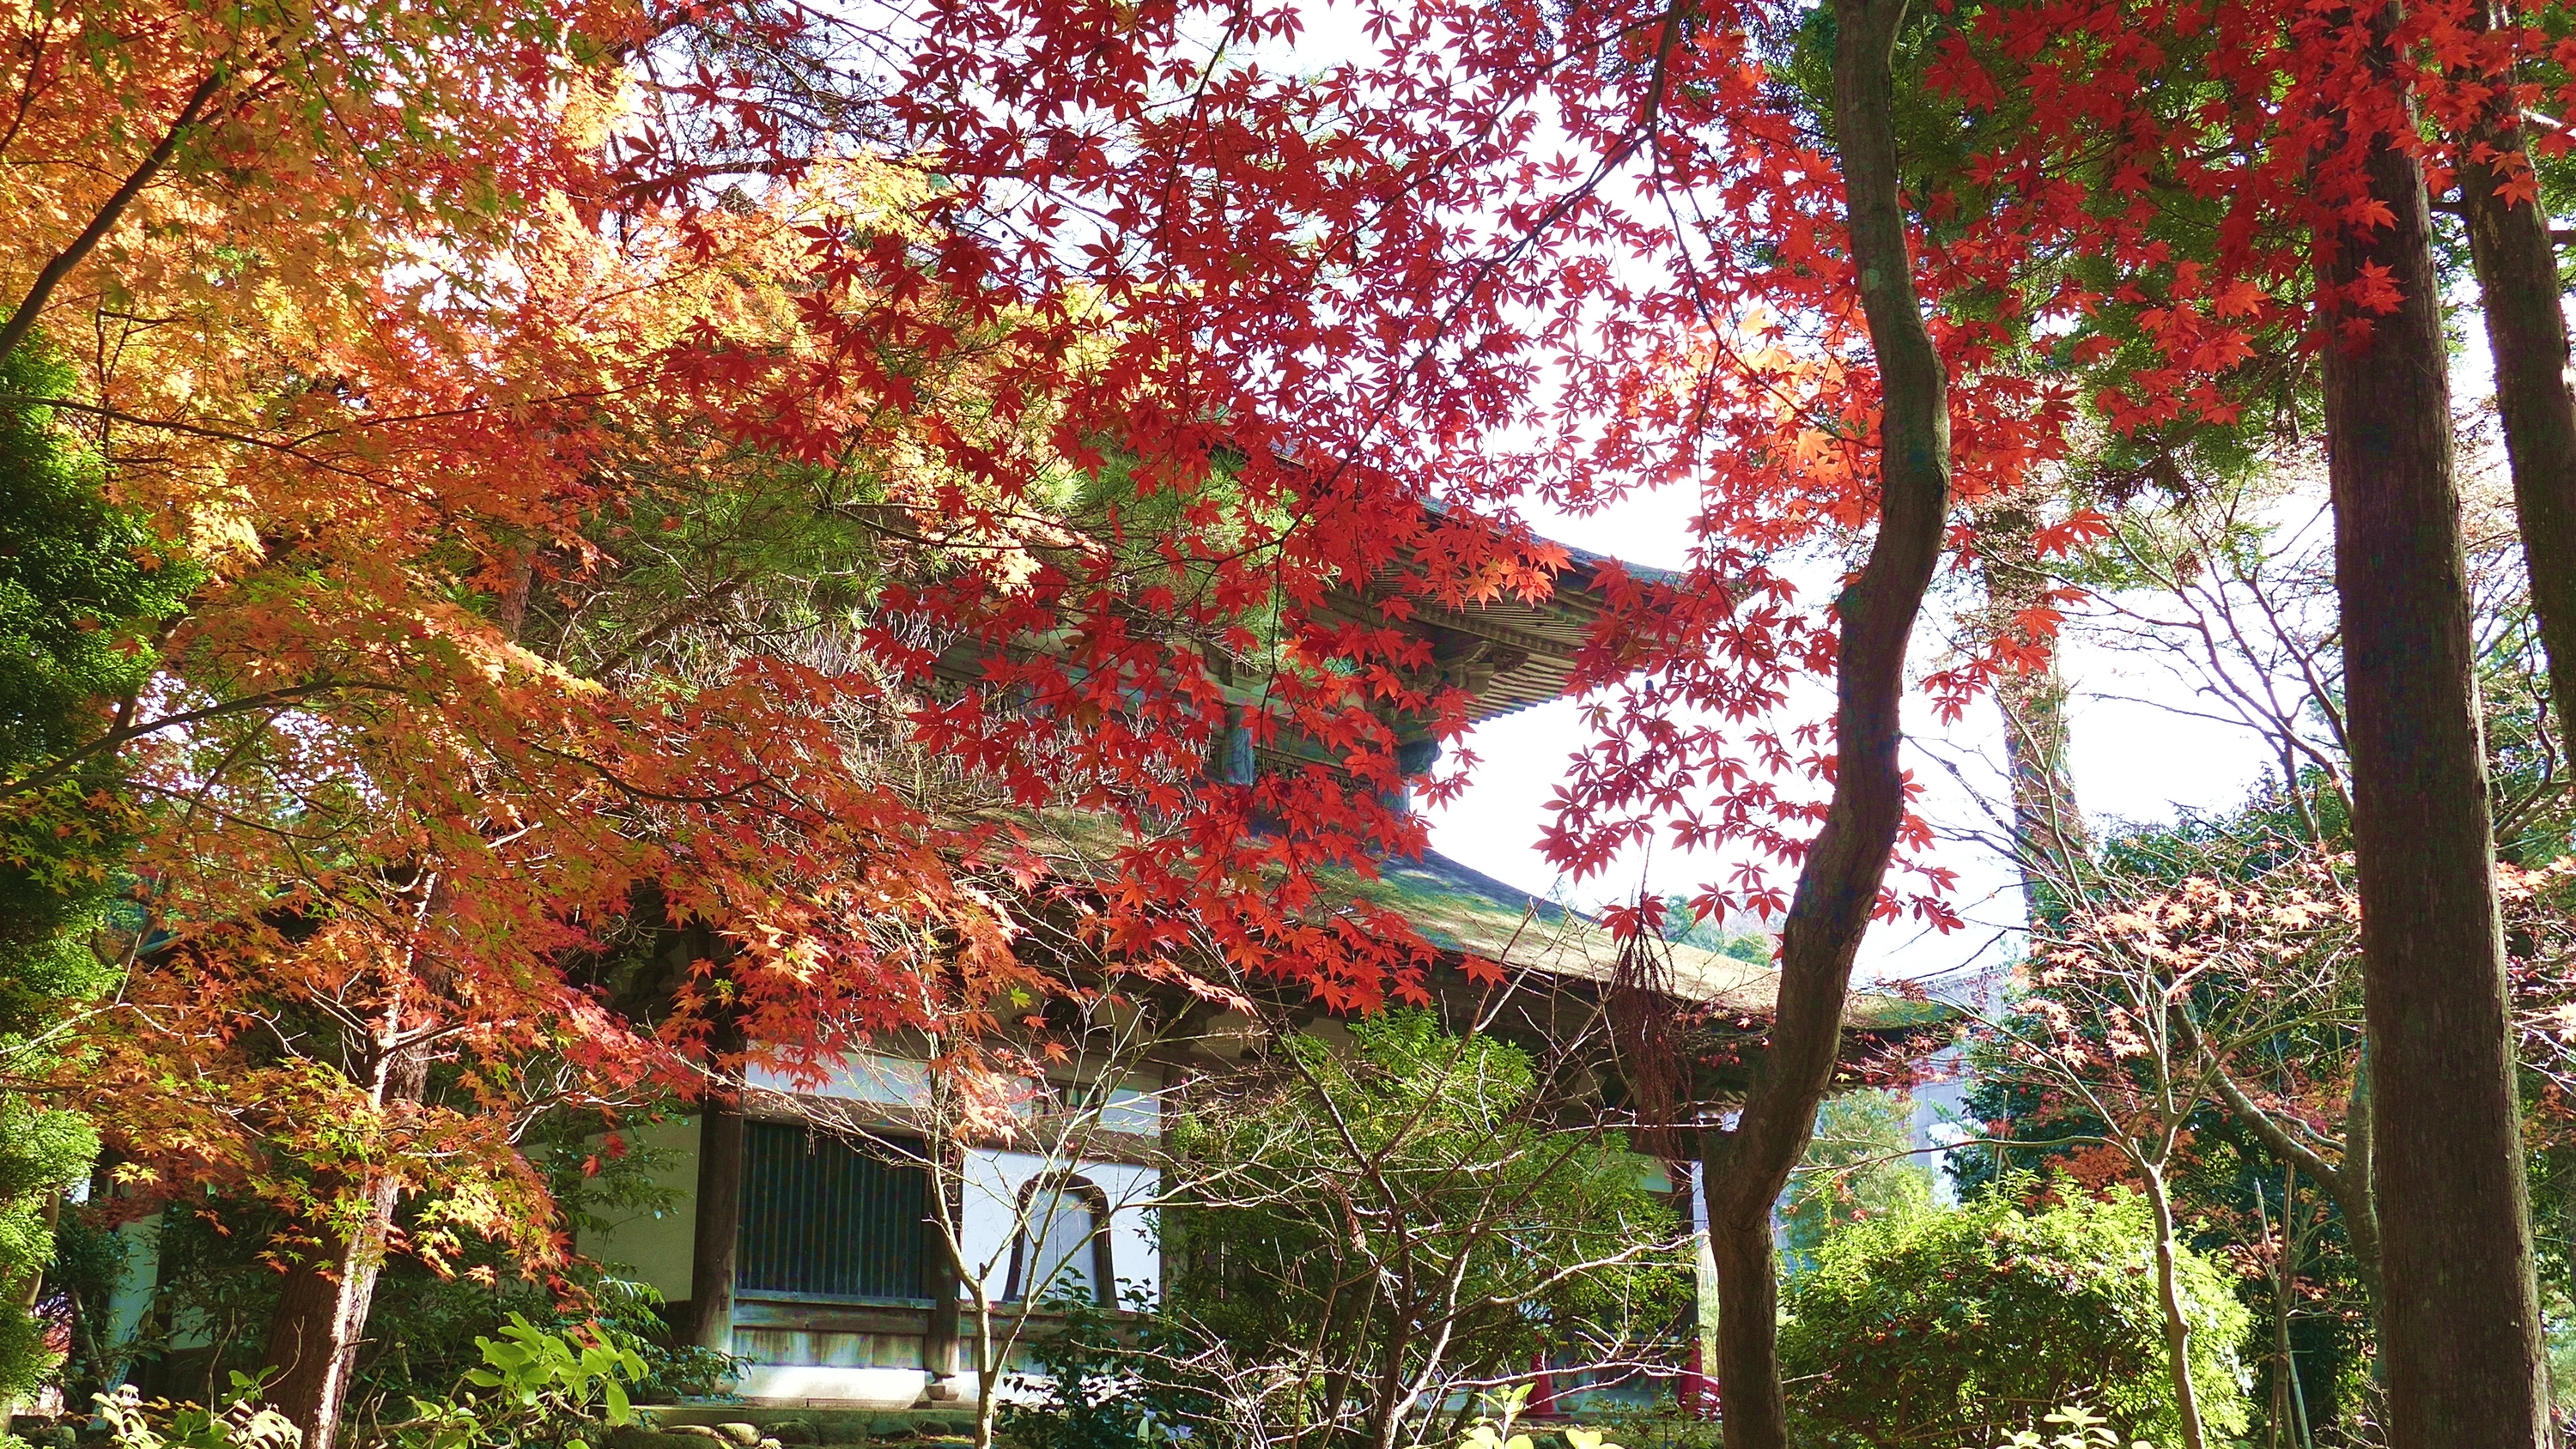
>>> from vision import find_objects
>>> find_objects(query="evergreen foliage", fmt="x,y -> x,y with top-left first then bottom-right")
1779,1181 -> 2252,1449
0,342 -> 194,1407
1779,1089 -> 1935,1273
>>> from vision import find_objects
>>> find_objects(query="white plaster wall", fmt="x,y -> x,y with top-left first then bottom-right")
106,1214 -> 161,1378
1088,1160 -> 1160,1307
746,1051 -> 928,1107
574,1113 -> 701,1303
957,1149 -> 1160,1308
1096,1086 -> 1158,1135
736,1365 -> 928,1408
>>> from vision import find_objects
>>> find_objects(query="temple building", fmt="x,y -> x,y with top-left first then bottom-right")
576,537 -> 1948,1414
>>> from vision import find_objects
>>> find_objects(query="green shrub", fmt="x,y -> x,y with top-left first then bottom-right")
1778,1180 -> 2251,1448
88,1319 -> 647,1449
1,338 -> 198,1412
996,1300 -> 1168,1449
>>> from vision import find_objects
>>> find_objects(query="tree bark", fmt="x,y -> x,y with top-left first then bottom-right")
2458,0 -> 2576,743
258,1179 -> 403,1449
1700,1208 -> 1783,1443
259,1049 -> 426,1449
2321,22 -> 2548,1446
1692,0 -> 1952,1442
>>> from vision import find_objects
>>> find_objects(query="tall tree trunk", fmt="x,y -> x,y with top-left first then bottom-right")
1699,1208 -> 1783,1442
1693,0 -> 1952,1442
2141,1162 -> 2209,1449
2321,19 -> 2548,1446
2458,0 -> 2576,743
1975,494 -> 2086,925
259,1179 -> 402,1449
260,1049 -> 427,1449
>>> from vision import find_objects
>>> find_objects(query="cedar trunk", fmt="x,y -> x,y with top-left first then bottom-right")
1975,494 -> 2085,923
1694,0 -> 1951,1442
259,1179 -> 404,1449
2321,33 -> 2547,1447
2459,0 -> 2576,743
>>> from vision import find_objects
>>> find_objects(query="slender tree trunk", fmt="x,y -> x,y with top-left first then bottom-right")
10,1187 -> 56,1316
1693,1 -> 1952,1442
2458,0 -> 2576,742
2336,1047 -> 2381,1315
1362,1309 -> 1414,1449
2141,1162 -> 2208,1449
970,1288 -> 999,1449
2321,20 -> 2548,1445
2274,1166 -> 2317,1449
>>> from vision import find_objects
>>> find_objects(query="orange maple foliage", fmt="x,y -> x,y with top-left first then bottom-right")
3,0 -> 1540,1280
44,0 -> 2543,1298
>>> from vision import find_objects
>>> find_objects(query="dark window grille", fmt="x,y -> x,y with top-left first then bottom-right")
737,1121 -> 931,1302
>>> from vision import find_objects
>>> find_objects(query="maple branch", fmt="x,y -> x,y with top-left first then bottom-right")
0,70 -> 222,362
519,742 -> 769,806
2192,1031 -> 2381,1307
4,387 -> 623,459
0,681 -> 409,803
0,393 -> 374,475
2202,1052 -> 2342,1187
586,568 -> 754,675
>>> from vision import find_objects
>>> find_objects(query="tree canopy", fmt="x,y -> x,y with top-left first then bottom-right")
3,0 -> 2574,1441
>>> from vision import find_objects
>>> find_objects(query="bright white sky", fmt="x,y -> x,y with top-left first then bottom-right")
1417,343 -> 2513,987
1415,498 -> 2281,986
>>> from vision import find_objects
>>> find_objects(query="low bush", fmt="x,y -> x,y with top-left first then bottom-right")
1778,1180 -> 2251,1448
71,1318 -> 648,1449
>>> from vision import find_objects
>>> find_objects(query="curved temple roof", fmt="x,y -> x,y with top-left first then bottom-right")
1340,847 -> 1936,1034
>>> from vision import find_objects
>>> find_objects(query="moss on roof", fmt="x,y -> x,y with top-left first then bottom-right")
1325,849 -> 1937,1032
